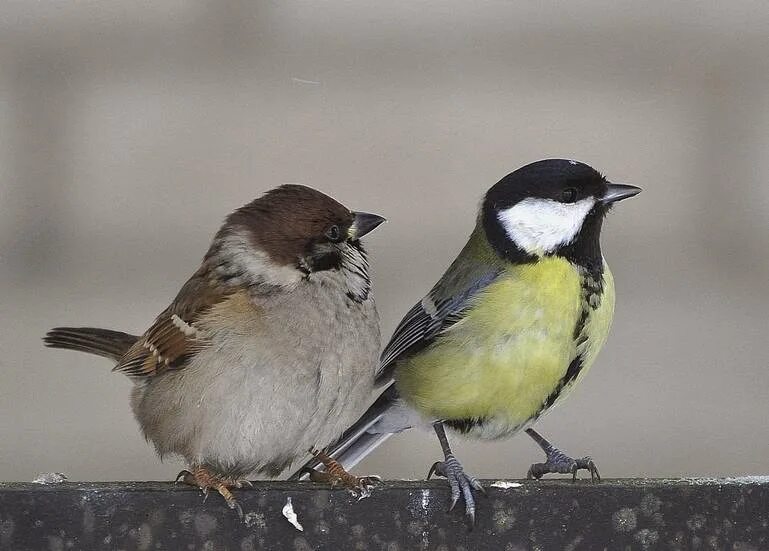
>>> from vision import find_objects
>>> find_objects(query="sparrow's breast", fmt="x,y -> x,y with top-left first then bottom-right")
133,282 -> 380,478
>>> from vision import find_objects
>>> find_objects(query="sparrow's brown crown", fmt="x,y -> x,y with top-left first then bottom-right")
224,184 -> 355,267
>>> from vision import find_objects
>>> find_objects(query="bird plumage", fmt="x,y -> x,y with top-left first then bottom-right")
291,161 -> 639,523
45,185 -> 385,501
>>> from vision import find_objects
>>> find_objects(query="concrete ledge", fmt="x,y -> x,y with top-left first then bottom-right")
1,478 -> 768,550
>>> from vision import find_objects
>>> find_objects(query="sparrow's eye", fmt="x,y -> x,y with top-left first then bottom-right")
326,225 -> 342,242
561,188 -> 578,203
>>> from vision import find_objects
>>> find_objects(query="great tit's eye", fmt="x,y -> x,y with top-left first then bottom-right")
326,225 -> 342,242
561,188 -> 578,203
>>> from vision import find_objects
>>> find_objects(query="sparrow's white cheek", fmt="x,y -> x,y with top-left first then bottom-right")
214,231 -> 304,289
497,197 -> 595,255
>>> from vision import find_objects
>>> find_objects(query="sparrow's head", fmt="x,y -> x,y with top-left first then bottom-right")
210,184 -> 385,297
482,159 -> 640,264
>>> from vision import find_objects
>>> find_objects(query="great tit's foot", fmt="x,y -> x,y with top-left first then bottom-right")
525,428 -> 601,482
175,467 -> 245,518
305,448 -> 381,498
427,454 -> 485,526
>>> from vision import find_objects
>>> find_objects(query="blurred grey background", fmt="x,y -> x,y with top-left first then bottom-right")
1,1 -> 768,483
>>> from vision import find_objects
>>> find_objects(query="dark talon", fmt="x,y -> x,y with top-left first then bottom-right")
573,457 -> 600,482
175,470 -> 194,484
525,428 -> 601,481
430,422 -> 484,527
472,478 -> 487,495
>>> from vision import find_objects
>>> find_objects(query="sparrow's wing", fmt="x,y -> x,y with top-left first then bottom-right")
377,231 -> 504,384
114,267 -> 232,377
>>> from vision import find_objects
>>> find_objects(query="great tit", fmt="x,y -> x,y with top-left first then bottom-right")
291,160 -> 640,524
44,185 -> 385,515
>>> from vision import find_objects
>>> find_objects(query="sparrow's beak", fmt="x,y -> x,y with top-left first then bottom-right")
350,211 -> 387,239
601,183 -> 642,204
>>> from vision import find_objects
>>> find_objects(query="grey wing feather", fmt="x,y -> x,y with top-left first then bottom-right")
290,231 -> 506,480
376,267 -> 502,384
290,261 -> 503,480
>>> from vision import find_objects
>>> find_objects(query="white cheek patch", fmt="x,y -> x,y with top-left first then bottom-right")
497,197 -> 595,255
215,231 -> 303,289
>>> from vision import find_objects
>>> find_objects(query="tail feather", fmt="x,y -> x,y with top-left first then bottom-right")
289,384 -> 403,480
44,327 -> 139,362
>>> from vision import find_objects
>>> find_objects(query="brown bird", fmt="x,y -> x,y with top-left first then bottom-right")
44,184 -> 385,515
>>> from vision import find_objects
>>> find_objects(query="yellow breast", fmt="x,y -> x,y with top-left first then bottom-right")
396,257 -> 615,437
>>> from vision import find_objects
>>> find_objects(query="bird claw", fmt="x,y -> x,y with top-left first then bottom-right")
524,429 -> 601,482
174,467 -> 245,516
305,450 -> 381,499
573,457 -> 601,482
527,454 -> 601,482
427,454 -> 483,527
175,470 -> 195,485
303,467 -> 381,498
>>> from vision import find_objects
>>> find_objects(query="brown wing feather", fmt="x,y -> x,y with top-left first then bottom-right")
113,266 -> 231,377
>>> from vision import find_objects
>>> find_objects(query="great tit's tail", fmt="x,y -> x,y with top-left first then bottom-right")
289,383 -> 409,480
44,327 -> 138,362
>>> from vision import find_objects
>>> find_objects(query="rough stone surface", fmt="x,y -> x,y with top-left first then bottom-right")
0,478 -> 768,550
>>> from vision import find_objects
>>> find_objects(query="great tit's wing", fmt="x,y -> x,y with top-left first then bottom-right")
291,249 -> 503,479
377,230 -> 504,384
113,266 -> 233,377
291,229 -> 506,480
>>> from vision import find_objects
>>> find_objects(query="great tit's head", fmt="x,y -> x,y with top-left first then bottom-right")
482,159 -> 640,261
210,184 -> 385,290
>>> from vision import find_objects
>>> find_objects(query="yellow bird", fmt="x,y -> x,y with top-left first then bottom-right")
292,159 -> 640,524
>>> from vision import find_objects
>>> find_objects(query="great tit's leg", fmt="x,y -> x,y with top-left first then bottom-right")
427,421 -> 485,526
525,428 -> 600,482
175,466 -> 244,518
300,448 -> 381,497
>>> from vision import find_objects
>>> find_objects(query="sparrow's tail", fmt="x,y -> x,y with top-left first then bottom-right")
288,383 -> 405,480
43,327 -> 139,362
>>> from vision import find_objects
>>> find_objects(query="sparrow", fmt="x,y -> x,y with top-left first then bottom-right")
44,184 -> 386,515
291,160 -> 641,525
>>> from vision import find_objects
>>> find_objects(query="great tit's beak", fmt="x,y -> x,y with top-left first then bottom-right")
601,183 -> 642,204
350,211 -> 386,239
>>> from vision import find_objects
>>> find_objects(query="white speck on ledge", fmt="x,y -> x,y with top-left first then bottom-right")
291,77 -> 321,85
490,481 -> 523,489
282,497 -> 304,531
32,473 -> 68,484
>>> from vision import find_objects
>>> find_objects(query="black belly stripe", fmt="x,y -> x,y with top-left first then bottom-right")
445,417 -> 487,434
542,355 -> 584,410
539,272 -> 604,414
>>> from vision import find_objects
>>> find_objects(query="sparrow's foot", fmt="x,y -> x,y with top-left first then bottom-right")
429,422 -> 485,527
227,478 -> 253,489
175,467 -> 245,518
525,428 -> 601,482
304,448 -> 381,498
